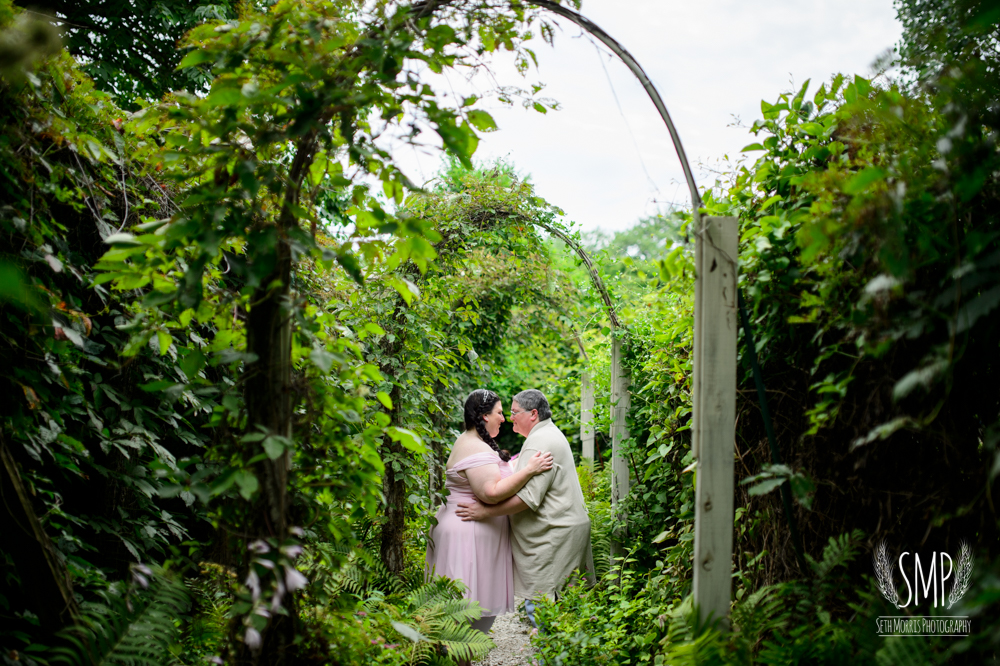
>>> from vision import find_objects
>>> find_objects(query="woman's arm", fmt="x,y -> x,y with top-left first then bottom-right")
455,495 -> 530,521
463,451 -> 553,504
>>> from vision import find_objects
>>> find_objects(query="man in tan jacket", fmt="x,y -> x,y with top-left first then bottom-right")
456,389 -> 595,628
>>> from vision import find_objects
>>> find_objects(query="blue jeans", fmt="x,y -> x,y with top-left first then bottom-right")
524,597 -> 540,629
524,593 -> 557,632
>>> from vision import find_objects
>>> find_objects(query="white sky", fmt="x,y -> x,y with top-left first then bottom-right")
391,0 -> 902,234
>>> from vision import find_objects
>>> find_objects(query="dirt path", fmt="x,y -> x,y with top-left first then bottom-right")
473,607 -> 536,666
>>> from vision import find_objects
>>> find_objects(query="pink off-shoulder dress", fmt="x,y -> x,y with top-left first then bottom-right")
425,451 -> 515,617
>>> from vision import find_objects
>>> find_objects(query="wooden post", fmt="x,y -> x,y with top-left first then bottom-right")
609,336 -> 631,559
691,216 -> 739,628
580,371 -> 595,463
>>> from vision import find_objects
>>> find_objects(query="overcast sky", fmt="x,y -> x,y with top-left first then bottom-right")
390,0 -> 902,234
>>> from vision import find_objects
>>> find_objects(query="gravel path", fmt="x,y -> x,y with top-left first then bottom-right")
474,605 -> 536,666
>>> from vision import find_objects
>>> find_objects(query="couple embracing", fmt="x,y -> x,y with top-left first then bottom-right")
426,388 -> 595,634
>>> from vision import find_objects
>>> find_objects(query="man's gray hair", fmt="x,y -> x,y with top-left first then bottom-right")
512,389 -> 552,421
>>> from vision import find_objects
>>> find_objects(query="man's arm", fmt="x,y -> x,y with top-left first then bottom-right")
455,495 -> 530,521
464,451 -> 553,504
512,446 -> 557,513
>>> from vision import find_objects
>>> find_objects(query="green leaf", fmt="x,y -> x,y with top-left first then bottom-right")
843,167 -> 886,195
466,109 -> 498,132
747,478 -> 785,497
207,82 -> 242,106
741,143 -> 766,152
387,427 -> 427,454
761,100 -> 787,119
0,262 -> 41,311
156,330 -> 173,355
843,83 -> 858,104
376,391 -> 393,409
104,233 -> 142,246
391,621 -> 426,643
311,349 -> 334,373
759,195 -> 782,210
209,469 -> 238,496
813,82 -> 829,105
831,73 -> 845,96
262,436 -> 287,460
336,250 -> 364,284
789,475 -> 816,510
222,393 -> 240,414
792,78 -> 811,107
389,276 -> 421,305
955,284 -> 1000,333
893,360 -> 949,400
140,380 -> 177,392
177,49 -> 213,69
118,273 -> 151,290
180,349 -> 207,380
854,75 -> 871,99
799,122 -> 824,136
651,530 -> 670,544
235,471 -> 259,500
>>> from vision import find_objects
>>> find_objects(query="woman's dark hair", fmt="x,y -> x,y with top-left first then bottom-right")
463,389 -> 510,462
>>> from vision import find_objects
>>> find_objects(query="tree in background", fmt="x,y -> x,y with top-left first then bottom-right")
0,0 -> 577,663
19,0 -> 235,105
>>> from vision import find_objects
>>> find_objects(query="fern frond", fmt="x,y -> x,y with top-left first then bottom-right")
404,577 -> 465,613
875,634 -> 931,666
809,529 -> 864,580
435,622 -> 494,662
434,598 -> 484,624
384,576 -> 494,665
51,570 -> 190,666
362,589 -> 386,613
590,526 -> 612,581
304,541 -> 405,601
732,584 -> 791,647
662,628 -> 729,666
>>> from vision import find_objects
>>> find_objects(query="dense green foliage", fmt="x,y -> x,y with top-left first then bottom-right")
17,0 -> 235,105
528,0 -> 1000,664
2,0 -> 1000,664
0,0 -> 582,663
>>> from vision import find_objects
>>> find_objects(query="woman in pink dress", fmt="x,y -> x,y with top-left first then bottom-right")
426,389 -> 553,634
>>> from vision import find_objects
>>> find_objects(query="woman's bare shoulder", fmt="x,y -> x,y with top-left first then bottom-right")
446,433 -> 493,467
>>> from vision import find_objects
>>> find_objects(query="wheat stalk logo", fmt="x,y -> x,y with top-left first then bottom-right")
948,541 -> 974,609
873,540 -> 900,608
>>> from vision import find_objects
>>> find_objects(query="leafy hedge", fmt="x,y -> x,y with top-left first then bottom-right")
534,0 -> 1000,663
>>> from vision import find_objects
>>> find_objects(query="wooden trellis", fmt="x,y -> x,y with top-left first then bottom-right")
609,337 -> 631,559
528,2 -> 740,622
691,216 -> 739,626
580,371 -> 595,463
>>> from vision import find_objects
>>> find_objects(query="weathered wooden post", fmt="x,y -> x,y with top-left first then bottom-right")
609,336 -> 631,559
691,216 -> 739,628
580,371 -> 595,463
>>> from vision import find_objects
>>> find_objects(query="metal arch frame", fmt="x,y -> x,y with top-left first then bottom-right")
522,2 -> 809,607
524,0 -> 704,215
